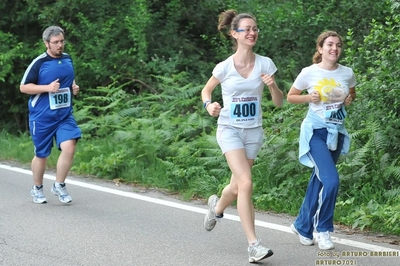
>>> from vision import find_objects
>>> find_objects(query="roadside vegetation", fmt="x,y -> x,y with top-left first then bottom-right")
1,0 -> 399,236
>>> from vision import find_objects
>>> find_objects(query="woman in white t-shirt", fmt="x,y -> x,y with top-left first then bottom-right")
201,9 -> 284,263
287,31 -> 356,250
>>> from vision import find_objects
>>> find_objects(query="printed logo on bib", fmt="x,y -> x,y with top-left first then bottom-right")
230,96 -> 259,123
324,103 -> 346,124
49,87 -> 71,110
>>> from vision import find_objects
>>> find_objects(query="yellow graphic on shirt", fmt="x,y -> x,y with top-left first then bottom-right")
314,78 -> 347,103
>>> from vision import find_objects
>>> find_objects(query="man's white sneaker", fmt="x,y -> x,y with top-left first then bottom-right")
30,185 -> 47,204
51,183 -> 72,203
317,231 -> 335,250
290,224 -> 314,246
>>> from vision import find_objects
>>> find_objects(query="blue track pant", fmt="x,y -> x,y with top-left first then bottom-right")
294,128 -> 345,239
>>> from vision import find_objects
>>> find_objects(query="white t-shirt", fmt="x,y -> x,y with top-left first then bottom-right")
292,64 -> 356,124
212,54 -> 277,128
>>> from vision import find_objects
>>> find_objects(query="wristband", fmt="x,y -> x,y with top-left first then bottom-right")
203,100 -> 211,109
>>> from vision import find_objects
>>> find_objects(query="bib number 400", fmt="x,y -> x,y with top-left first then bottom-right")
232,103 -> 257,118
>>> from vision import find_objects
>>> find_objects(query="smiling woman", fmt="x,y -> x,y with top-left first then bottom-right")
200,9 -> 284,264
287,30 -> 357,251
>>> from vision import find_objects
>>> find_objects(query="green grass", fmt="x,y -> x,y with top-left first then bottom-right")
0,131 -> 66,169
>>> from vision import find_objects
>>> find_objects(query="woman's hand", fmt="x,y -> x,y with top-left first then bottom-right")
344,94 -> 353,106
310,91 -> 320,103
261,74 -> 275,86
206,102 -> 222,117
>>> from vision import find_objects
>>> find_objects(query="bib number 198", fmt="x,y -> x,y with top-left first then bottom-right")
53,93 -> 69,104
49,88 -> 71,110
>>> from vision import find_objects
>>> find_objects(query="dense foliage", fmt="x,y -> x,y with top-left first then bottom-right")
1,0 -> 400,235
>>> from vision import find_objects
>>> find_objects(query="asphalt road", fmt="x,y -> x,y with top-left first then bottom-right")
1,163 -> 399,266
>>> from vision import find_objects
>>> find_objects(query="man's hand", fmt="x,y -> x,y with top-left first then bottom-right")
48,78 -> 60,93
72,82 -> 80,96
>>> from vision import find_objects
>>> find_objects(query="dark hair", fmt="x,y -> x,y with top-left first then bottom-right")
217,9 -> 256,51
42,26 -> 64,42
312,30 -> 343,63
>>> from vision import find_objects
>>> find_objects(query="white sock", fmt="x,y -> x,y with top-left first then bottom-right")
249,239 -> 260,246
55,182 -> 65,187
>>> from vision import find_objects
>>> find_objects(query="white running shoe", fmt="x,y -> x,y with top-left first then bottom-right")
248,240 -> 274,263
30,185 -> 47,204
290,224 -> 314,246
317,231 -> 335,250
203,195 -> 222,231
51,183 -> 72,203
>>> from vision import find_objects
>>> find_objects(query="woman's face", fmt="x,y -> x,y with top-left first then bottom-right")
318,36 -> 342,63
232,18 -> 258,48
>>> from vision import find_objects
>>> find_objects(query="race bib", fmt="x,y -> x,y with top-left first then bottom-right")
49,87 -> 71,110
230,100 -> 259,123
324,103 -> 346,124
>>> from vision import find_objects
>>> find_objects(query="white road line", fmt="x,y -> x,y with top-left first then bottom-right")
2,163 -> 399,253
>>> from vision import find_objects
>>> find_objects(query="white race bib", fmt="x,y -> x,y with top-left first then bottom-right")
49,87 -> 71,110
230,97 -> 259,124
324,103 -> 346,124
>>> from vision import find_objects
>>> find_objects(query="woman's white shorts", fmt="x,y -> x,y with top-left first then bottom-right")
216,125 -> 263,159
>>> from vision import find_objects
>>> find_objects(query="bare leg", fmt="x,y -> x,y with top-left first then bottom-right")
56,140 -> 77,183
214,175 -> 237,215
215,148 -> 257,243
31,156 -> 47,186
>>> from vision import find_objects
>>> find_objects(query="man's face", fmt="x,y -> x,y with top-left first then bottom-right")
45,34 -> 65,58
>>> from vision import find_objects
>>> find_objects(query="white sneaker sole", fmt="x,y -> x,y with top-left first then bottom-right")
248,249 -> 273,262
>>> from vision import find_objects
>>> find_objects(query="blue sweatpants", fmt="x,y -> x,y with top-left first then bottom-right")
294,128 -> 345,239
